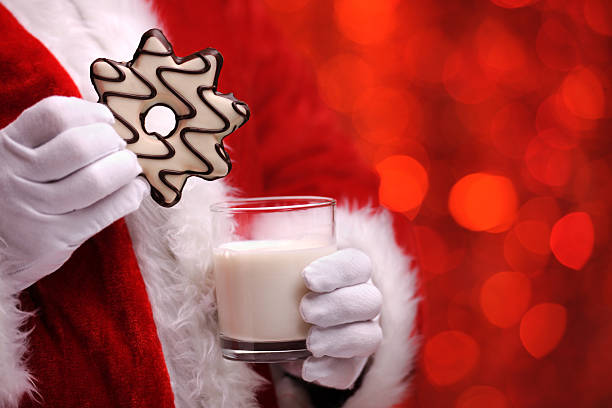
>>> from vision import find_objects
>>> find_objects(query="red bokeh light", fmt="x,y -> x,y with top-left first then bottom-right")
520,303 -> 567,358
480,271 -> 531,328
524,136 -> 574,187
503,228 -> 550,277
552,91 -> 598,132
535,94 -> 595,141
561,66 -> 606,120
424,330 -> 480,386
449,173 -> 518,232
376,155 -> 428,213
518,196 -> 561,226
550,212 -> 594,270
514,220 -> 551,255
537,127 -> 579,151
367,138 -> 430,171
334,0 -> 398,45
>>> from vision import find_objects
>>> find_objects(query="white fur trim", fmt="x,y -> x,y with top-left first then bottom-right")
0,276 -> 35,407
125,179 -> 267,408
337,207 -> 419,408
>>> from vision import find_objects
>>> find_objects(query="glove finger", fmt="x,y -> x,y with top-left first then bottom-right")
307,321 -> 382,358
18,123 -> 126,182
300,282 -> 382,327
302,248 -> 371,293
8,249 -> 73,292
302,355 -> 368,390
5,96 -> 114,148
59,178 -> 148,244
21,149 -> 142,214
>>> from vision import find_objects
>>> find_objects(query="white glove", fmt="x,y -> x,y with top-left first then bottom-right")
284,248 -> 383,389
0,96 -> 148,292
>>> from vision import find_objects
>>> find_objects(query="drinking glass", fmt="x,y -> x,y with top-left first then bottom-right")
211,196 -> 336,362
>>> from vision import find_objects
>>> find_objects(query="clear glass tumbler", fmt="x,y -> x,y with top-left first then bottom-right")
211,196 -> 336,362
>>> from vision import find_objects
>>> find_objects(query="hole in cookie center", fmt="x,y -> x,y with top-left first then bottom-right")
143,105 -> 177,137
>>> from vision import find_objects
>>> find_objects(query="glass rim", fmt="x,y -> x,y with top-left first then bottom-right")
210,196 -> 336,213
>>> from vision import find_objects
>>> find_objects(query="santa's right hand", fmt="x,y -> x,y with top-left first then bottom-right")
0,96 -> 148,292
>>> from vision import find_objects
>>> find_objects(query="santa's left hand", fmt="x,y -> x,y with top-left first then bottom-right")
283,248 -> 383,389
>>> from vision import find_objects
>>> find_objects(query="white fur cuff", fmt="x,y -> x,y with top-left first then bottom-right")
0,278 -> 34,407
337,206 -> 419,408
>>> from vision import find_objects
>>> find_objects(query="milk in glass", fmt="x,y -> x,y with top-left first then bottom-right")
214,239 -> 336,342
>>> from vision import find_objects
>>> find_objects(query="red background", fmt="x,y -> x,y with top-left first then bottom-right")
263,0 -> 612,406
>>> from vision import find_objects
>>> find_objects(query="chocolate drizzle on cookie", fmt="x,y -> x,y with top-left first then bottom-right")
90,29 -> 250,207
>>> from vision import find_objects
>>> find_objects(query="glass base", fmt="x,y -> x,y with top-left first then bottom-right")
220,336 -> 311,363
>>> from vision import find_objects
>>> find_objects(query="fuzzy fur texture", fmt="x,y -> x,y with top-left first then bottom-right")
338,207 -> 419,408
2,1 -> 419,407
0,276 -> 35,407
126,179 -> 268,407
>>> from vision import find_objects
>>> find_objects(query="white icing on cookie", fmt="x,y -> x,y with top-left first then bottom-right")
91,29 -> 250,207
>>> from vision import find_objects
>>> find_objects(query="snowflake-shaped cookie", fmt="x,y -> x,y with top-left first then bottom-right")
91,29 -> 250,207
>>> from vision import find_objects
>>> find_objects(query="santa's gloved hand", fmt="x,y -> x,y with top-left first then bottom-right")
0,96 -> 147,292
283,248 -> 383,389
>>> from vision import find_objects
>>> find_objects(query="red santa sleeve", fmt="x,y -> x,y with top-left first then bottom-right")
157,1 -> 420,406
0,5 -> 83,403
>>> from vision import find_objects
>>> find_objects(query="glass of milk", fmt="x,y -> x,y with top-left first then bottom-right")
211,196 -> 336,362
